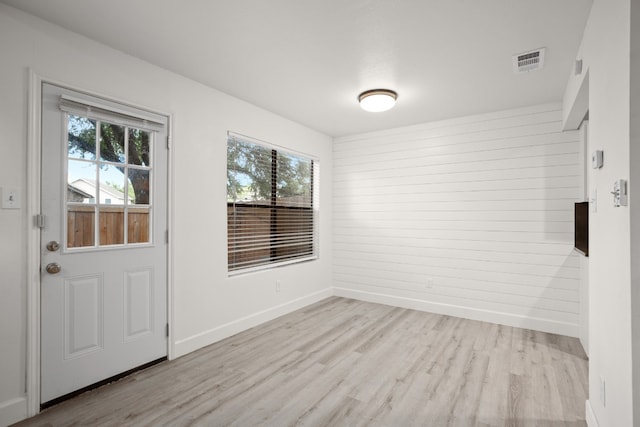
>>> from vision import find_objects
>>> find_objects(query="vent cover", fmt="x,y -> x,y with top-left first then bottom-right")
512,48 -> 546,73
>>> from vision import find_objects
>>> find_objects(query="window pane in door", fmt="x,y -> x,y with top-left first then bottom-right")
68,115 -> 97,160
127,169 -> 150,205
128,128 -> 151,166
67,160 -> 97,204
99,206 -> 124,245
128,207 -> 150,243
99,164 -> 127,205
99,122 -> 125,163
67,205 -> 95,248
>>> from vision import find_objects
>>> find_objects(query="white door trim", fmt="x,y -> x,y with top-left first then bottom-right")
26,69 -> 42,418
25,70 -> 175,417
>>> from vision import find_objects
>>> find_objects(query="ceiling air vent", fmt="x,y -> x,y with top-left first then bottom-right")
512,48 -> 546,73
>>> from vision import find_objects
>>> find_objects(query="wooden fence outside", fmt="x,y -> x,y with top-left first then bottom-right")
67,205 -> 150,247
227,204 -> 313,270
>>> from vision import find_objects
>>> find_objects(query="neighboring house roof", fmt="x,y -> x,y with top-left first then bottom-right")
67,183 -> 92,199
69,178 -> 131,202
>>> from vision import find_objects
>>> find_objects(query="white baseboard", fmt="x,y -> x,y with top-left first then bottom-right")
333,287 -> 579,337
585,400 -> 598,427
0,397 -> 27,427
174,288 -> 333,357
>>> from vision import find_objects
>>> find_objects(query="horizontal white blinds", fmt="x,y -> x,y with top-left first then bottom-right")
227,133 -> 318,273
59,95 -> 166,132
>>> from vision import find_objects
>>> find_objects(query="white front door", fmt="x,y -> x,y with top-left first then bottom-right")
40,83 -> 168,404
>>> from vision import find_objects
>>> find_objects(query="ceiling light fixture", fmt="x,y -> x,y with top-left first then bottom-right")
358,89 -> 397,112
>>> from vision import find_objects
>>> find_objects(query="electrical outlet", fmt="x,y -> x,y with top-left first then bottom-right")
276,280 -> 281,292
426,278 -> 434,289
600,376 -> 606,407
612,179 -> 628,207
1,187 -> 20,209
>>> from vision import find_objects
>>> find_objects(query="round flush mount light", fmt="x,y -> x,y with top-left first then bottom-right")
358,89 -> 397,112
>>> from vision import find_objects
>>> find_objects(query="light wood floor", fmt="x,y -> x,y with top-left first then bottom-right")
15,297 -> 588,427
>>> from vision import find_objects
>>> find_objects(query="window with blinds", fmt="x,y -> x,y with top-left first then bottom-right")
227,133 -> 318,274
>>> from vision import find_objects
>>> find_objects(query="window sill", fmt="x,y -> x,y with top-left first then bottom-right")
228,256 -> 318,277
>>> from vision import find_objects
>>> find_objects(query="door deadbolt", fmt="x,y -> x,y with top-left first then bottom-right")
46,241 -> 60,252
45,263 -> 61,274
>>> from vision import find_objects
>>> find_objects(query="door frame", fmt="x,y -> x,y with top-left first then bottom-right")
26,70 -> 175,416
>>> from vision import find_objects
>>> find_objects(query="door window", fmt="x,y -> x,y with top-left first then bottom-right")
66,114 -> 154,249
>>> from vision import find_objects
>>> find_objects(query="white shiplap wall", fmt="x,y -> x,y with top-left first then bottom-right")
333,104 -> 582,336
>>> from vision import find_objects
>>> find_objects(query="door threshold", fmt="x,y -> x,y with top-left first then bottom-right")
40,356 -> 167,410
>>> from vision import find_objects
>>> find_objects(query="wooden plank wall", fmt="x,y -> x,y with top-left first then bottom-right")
332,104 -> 582,335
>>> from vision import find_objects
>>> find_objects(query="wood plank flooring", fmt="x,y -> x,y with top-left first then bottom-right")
15,297 -> 588,427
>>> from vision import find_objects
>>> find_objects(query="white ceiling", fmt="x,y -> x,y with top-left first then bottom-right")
2,0 -> 592,137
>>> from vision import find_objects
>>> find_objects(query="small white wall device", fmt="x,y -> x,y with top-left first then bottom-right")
592,150 -> 603,169
1,187 -> 20,209
611,179 -> 628,207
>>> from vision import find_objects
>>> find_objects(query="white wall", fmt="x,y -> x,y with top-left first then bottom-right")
0,5 -> 332,425
577,121 -> 590,356
333,104 -> 582,336
563,0 -> 634,426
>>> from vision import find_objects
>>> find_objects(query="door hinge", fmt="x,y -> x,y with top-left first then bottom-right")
166,323 -> 169,337
167,135 -> 171,150
35,214 -> 45,228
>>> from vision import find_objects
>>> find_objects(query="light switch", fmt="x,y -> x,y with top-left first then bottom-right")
1,187 -> 20,209
592,150 -> 604,169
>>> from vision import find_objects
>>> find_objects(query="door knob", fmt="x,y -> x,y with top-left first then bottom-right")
46,241 -> 60,252
45,263 -> 61,274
